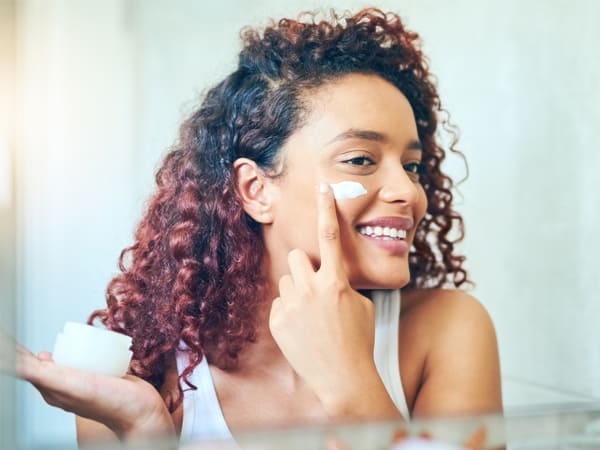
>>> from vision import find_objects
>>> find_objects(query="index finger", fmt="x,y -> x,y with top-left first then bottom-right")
317,183 -> 344,275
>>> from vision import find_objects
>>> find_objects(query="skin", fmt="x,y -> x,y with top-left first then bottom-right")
4,73 -> 502,446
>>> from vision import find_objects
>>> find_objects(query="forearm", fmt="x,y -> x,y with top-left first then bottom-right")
317,363 -> 405,422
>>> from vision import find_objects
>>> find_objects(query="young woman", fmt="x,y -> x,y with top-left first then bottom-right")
13,8 -> 502,447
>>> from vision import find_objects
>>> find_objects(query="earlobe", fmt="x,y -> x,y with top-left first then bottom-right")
233,158 -> 274,224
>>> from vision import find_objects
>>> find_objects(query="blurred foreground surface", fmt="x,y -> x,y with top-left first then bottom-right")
6,402 -> 600,450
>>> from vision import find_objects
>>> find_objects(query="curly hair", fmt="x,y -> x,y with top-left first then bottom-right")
90,8 -> 470,410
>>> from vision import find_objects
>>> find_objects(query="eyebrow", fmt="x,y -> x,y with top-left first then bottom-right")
325,128 -> 423,151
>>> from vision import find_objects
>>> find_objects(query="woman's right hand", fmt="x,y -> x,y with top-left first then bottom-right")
1,328 -> 174,441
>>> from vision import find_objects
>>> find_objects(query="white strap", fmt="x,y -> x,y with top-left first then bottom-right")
372,289 -> 410,419
177,288 -> 410,442
176,351 -> 235,441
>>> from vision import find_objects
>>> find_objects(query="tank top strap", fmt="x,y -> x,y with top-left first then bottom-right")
372,289 -> 410,419
176,350 -> 235,442
177,289 -> 410,443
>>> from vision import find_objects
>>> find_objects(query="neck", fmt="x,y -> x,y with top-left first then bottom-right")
233,296 -> 304,385
229,253 -> 302,382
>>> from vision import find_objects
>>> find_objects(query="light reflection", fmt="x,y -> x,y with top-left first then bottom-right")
0,137 -> 11,209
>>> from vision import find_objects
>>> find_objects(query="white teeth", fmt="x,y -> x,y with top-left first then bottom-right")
358,226 -> 407,239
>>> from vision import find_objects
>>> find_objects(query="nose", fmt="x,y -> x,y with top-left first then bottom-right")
377,165 -> 420,206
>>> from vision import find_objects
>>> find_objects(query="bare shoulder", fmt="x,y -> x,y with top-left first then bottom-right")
401,288 -> 495,336
401,288 -> 498,369
401,287 -> 488,313
400,289 -> 502,416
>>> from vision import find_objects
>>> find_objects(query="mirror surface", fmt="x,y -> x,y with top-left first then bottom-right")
2,0 -> 599,448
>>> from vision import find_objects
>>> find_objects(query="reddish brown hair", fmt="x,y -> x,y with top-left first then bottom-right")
90,8 -> 469,409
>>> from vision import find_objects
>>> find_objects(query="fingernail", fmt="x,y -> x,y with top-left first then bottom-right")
319,183 -> 329,193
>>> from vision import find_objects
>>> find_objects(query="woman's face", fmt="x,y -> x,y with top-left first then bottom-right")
263,73 -> 428,289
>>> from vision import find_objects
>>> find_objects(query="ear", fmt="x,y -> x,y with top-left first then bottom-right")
233,158 -> 274,224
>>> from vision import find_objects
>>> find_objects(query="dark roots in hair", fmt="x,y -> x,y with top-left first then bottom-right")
90,8 -> 470,412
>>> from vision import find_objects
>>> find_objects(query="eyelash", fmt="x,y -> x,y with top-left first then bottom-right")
344,156 -> 375,166
340,156 -> 425,179
404,162 -> 426,175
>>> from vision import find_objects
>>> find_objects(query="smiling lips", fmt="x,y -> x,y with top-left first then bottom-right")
358,225 -> 407,240
356,217 -> 414,254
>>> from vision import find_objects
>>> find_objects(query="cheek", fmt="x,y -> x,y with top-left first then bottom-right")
333,198 -> 364,230
288,184 -> 320,254
333,198 -> 371,261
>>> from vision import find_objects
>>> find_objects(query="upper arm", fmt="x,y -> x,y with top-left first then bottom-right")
75,415 -> 119,446
411,291 -> 502,417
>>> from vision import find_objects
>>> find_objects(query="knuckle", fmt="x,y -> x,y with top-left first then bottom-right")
278,274 -> 291,288
290,283 -> 318,302
320,225 -> 338,241
269,300 -> 282,326
288,248 -> 304,262
288,249 -> 307,269
296,281 -> 313,299
325,278 -> 347,295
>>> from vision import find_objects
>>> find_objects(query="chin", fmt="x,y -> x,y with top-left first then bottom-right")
349,273 -> 411,291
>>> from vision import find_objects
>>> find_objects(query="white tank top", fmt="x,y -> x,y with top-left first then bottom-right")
176,289 -> 409,442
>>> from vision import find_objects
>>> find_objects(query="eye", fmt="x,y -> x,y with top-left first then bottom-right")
404,162 -> 425,182
344,156 -> 375,166
404,162 -> 425,175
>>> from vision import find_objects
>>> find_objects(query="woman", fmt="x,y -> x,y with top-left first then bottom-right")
14,7 -> 502,446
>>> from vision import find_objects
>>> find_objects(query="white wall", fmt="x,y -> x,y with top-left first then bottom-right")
15,0 -> 600,447
16,0 -> 137,446
1,1 -> 17,448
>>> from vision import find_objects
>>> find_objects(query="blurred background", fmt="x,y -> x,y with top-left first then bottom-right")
1,0 -> 599,448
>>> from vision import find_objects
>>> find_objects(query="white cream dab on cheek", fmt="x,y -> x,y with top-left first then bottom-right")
53,322 -> 133,377
329,181 -> 367,200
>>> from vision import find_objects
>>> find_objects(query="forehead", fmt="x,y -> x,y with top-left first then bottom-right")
295,73 -> 419,149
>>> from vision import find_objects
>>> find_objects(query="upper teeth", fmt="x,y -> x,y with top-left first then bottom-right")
358,226 -> 407,239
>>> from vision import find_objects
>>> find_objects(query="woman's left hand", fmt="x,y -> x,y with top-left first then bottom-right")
269,184 -> 400,419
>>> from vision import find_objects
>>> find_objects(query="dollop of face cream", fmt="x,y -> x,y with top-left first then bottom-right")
329,181 -> 367,200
